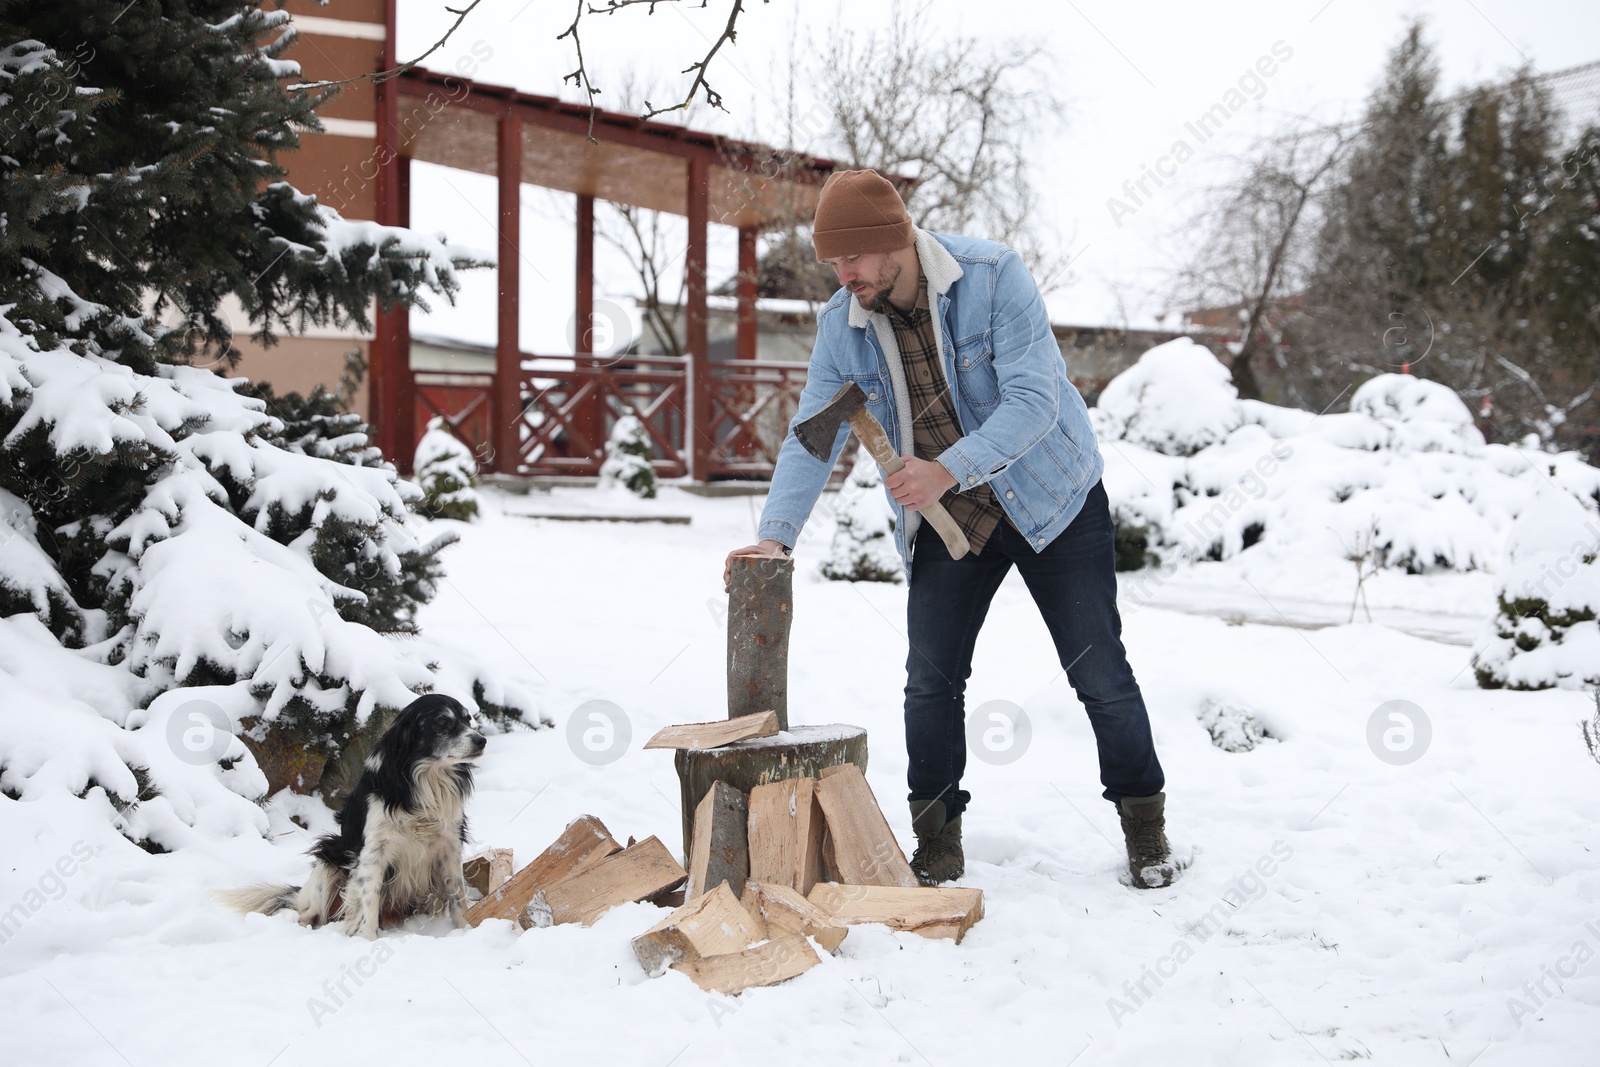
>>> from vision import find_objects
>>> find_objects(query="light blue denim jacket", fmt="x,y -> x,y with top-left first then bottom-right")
757,229 -> 1104,577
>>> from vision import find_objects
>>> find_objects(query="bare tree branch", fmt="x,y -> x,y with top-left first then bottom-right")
640,0 -> 751,120
807,4 -> 1067,287
290,0 -> 489,91
1172,124 -> 1348,403
558,0 -> 766,141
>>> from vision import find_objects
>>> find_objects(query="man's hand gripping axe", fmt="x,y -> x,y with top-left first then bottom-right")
794,381 -> 970,560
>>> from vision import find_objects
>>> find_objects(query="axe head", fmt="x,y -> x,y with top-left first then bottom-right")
794,381 -> 867,462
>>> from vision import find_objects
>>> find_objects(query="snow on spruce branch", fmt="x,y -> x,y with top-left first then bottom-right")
0,305 -> 541,847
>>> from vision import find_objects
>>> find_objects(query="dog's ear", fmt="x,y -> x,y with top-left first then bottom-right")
367,699 -> 432,810
371,702 -> 425,766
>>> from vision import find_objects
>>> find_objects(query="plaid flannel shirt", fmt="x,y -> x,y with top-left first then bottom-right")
888,284 -> 1008,556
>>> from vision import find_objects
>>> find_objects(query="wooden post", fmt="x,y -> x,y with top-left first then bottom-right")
671,553 -> 868,859
669,532 -> 873,862
736,225 -> 758,361
493,106 -> 522,476
575,191 -> 599,459
393,152 -> 415,470
368,0 -> 402,464
727,554 -> 792,729
686,155 -> 710,481
576,193 -> 595,354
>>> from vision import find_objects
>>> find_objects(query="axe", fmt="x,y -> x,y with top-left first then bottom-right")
795,382 -> 970,560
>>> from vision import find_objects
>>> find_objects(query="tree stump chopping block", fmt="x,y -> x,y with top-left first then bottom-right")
727,555 -> 794,730
674,725 -> 868,862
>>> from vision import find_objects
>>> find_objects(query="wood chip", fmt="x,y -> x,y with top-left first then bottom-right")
644,710 -> 780,751
686,781 -> 750,900
632,882 -> 766,974
741,879 -> 847,953
529,835 -> 687,927
813,764 -> 918,888
669,934 -> 820,994
807,883 -> 984,943
466,815 -> 620,928
747,776 -> 826,897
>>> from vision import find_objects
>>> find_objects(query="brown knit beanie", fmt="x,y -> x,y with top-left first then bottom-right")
812,170 -> 914,259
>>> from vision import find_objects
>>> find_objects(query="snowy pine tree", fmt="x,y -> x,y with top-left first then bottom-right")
413,417 -> 480,521
820,445 -> 903,583
599,413 -> 657,498
0,2 -> 537,840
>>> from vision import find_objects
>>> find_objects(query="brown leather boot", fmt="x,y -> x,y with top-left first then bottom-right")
1118,793 -> 1177,889
909,799 -> 964,886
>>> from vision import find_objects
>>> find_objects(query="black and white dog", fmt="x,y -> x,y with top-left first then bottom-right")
221,694 -> 486,939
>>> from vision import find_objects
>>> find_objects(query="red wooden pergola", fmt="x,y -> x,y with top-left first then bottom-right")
366,48 -> 865,480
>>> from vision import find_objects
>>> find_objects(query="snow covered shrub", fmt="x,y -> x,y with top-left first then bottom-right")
1197,697 -> 1276,753
0,4 -> 537,839
1112,512 -> 1154,572
413,417 -> 480,521
1472,486 -> 1600,690
1094,337 -> 1241,456
600,414 -> 657,498
820,445 -> 903,583
1349,374 -> 1484,454
1094,341 -> 1600,580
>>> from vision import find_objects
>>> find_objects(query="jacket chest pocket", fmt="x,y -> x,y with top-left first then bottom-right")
952,331 -> 999,409
840,372 -> 891,433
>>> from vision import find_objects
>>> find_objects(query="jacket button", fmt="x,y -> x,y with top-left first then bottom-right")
1005,490 -> 1014,499
868,391 -> 877,401
1036,537 -> 1046,545
966,476 -> 976,484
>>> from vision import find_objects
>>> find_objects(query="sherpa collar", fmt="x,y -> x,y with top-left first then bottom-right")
845,228 -> 963,328
840,228 -> 964,563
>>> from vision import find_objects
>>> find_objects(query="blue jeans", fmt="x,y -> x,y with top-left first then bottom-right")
904,480 -> 1165,816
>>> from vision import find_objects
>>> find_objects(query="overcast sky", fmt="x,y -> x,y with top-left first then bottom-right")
391,0 -> 1600,351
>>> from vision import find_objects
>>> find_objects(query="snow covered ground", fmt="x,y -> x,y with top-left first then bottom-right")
4,481 -> 1598,1067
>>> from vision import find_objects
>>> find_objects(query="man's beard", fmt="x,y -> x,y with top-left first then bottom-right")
853,262 -> 902,313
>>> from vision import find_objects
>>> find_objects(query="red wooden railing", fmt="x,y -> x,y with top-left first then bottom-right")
704,359 -> 815,476
416,356 -> 847,481
415,371 -> 495,465
517,354 -> 693,477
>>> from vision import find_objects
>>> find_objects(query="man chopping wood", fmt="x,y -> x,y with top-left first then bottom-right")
724,170 -> 1174,889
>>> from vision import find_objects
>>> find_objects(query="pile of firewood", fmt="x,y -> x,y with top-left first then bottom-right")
640,754 -> 984,994
461,716 -> 982,996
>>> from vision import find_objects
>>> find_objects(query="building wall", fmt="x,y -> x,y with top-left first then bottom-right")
246,335 -> 371,414
227,0 -> 385,415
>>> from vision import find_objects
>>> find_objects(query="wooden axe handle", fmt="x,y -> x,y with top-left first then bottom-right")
848,411 -> 971,561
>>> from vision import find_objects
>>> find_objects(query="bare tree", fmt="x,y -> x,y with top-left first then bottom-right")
599,199 -> 686,355
1302,24 -> 1597,450
590,5 -> 1073,349
808,3 -> 1069,289
303,0 -> 759,135
1172,125 -> 1348,404
1173,20 -> 1600,455
575,73 -> 692,356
